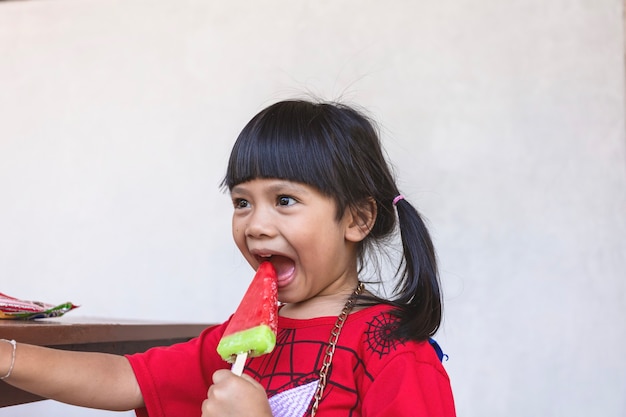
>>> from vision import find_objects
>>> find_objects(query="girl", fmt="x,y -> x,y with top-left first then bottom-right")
0,99 -> 455,417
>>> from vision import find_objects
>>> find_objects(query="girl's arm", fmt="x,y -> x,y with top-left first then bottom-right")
0,340 -> 144,411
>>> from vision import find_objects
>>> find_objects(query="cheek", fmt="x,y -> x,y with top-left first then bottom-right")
231,218 -> 244,246
297,222 -> 345,257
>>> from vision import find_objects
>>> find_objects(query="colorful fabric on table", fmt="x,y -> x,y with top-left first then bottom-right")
0,292 -> 78,320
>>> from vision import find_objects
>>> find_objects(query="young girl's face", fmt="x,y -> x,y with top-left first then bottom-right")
230,178 -> 361,308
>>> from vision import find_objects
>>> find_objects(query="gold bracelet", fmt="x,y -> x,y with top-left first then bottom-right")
0,339 -> 16,380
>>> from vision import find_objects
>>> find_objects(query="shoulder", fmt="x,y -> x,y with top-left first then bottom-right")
346,305 -> 456,415
128,320 -> 228,364
345,304 -> 448,377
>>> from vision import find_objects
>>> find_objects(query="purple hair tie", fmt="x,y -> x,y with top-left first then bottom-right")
392,194 -> 405,206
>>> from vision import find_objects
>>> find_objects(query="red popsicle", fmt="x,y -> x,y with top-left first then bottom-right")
216,261 -> 278,375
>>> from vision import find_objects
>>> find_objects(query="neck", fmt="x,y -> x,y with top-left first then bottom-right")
279,282 -> 363,319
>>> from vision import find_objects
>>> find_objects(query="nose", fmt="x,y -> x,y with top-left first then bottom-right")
244,206 -> 276,239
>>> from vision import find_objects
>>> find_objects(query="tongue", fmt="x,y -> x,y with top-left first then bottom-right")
270,255 -> 295,281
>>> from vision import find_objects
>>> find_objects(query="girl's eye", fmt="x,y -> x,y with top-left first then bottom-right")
278,196 -> 296,206
233,198 -> 250,209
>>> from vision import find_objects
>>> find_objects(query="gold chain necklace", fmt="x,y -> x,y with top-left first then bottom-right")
310,281 -> 365,417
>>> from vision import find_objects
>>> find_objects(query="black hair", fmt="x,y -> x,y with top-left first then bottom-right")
222,99 -> 442,341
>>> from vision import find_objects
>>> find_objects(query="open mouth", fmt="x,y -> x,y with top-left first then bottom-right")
258,255 -> 295,284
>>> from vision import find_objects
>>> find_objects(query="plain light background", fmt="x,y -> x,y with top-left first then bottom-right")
1,1 -> 625,416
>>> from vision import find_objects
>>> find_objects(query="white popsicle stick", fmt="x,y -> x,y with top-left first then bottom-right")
230,352 -> 248,376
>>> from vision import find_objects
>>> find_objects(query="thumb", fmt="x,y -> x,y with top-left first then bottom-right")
211,369 -> 234,385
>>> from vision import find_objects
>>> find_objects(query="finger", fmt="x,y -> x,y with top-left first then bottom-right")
201,398 -> 210,413
211,369 -> 233,385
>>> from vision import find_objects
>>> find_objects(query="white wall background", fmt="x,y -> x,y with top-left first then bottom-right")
1,0 -> 625,416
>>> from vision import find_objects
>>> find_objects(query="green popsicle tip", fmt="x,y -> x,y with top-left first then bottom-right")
217,324 -> 277,363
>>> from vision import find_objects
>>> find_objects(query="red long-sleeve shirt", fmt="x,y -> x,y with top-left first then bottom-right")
127,304 -> 456,417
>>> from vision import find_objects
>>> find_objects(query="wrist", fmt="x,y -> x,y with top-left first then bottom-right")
0,339 -> 17,380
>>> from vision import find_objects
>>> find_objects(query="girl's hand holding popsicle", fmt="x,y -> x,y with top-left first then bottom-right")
201,369 -> 273,417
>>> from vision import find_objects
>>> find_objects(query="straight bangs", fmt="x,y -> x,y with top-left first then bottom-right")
222,101 -> 343,199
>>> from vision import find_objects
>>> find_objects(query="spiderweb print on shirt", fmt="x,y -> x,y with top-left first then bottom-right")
364,311 -> 403,359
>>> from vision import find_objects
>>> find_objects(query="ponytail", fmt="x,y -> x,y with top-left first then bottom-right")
390,197 -> 442,341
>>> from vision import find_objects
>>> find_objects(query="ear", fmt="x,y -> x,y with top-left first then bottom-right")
344,197 -> 377,243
